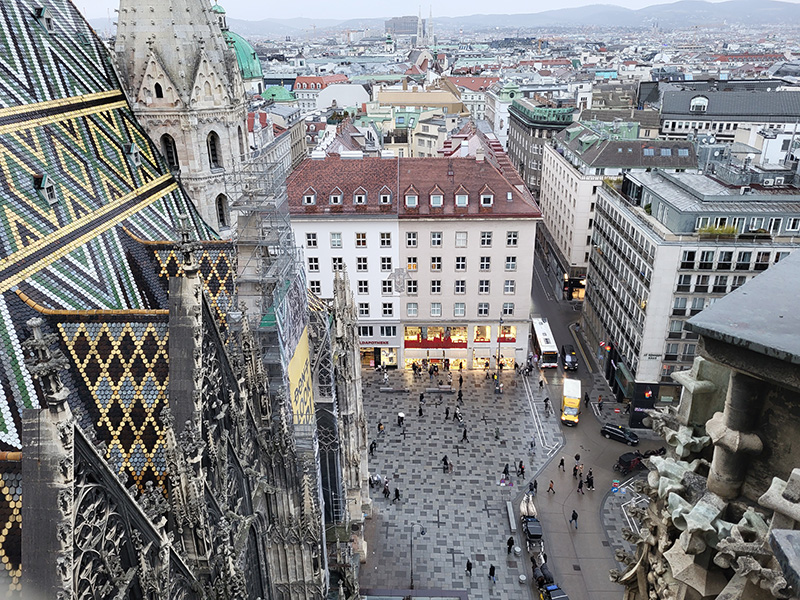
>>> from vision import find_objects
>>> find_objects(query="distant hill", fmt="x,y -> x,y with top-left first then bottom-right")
89,1 -> 800,38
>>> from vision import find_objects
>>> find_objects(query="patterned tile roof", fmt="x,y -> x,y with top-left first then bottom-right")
287,155 -> 542,219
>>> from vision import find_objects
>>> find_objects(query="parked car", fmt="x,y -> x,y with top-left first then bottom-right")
600,423 -> 639,446
539,583 -> 570,600
561,344 -> 578,371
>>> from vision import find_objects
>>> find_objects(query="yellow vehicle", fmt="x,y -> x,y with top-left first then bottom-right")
561,379 -> 581,426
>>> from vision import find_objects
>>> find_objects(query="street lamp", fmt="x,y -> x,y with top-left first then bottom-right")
496,315 -> 504,376
409,523 -> 427,589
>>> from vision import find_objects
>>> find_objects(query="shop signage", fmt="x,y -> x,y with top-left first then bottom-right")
361,341 -> 390,345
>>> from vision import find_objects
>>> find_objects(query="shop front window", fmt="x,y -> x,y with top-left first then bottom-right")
498,325 -> 516,343
405,326 -> 422,341
474,325 -> 490,343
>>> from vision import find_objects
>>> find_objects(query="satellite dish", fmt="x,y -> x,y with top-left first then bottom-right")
714,151 -> 720,156
710,136 -> 716,143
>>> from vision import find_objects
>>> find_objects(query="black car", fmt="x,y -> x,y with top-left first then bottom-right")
539,583 -> 570,600
600,423 -> 639,446
561,344 -> 578,371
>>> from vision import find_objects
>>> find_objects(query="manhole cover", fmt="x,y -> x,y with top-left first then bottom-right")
573,564 -> 581,571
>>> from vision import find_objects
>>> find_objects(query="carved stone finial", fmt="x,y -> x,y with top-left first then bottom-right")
22,317 -> 70,410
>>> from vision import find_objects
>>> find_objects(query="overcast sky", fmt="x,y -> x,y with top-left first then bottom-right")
74,0 -> 774,22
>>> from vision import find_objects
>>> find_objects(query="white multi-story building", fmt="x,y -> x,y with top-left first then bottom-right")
447,77 -> 499,121
287,154 -> 542,369
538,122 -> 697,301
584,170 -> 800,420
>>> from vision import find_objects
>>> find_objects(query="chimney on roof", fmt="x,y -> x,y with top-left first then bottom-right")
403,79 -> 408,91
476,148 -> 485,162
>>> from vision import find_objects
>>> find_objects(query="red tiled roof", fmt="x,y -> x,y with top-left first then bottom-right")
447,76 -> 500,92
286,156 -> 541,219
247,111 -> 270,133
293,74 -> 348,90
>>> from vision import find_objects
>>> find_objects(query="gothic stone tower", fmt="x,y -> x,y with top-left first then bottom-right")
115,0 -> 248,232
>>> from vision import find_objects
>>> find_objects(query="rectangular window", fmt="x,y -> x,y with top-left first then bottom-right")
431,257 -> 442,271
480,231 -> 493,247
754,251 -> 771,271
455,194 -> 469,207
407,257 -> 418,271
381,325 -> 397,337
430,194 -> 443,207
479,256 -> 491,271
358,303 -> 370,317
694,275 -> 709,293
731,275 -> 747,290
330,232 -> 342,248
406,232 -> 418,247
405,195 -> 418,207
454,302 -> 466,317
382,281 -> 393,294
303,194 -> 316,205
477,302 -> 489,316
382,303 -> 393,317
380,193 -> 392,205
407,302 -> 418,317
699,250 -> 714,269
430,302 -> 442,317
455,280 -> 466,294
713,275 -> 728,293
680,250 -> 695,270
381,257 -> 392,271
431,232 -> 442,246
736,251 -> 752,270
306,233 -> 317,247
380,232 -> 392,247
768,218 -> 782,233
308,257 -> 319,272
430,280 -> 441,294
479,280 -> 490,294
358,325 -> 373,336
749,217 -> 764,232
480,194 -> 493,206
357,280 -> 369,294
504,280 -> 516,294
309,280 -> 321,294
355,232 -> 367,247
695,216 -> 710,230
502,302 -> 514,316
717,251 -> 733,270
455,231 -> 467,247
356,257 -> 368,272
787,217 -> 800,232
507,231 -> 518,246
505,256 -> 517,271
332,257 -> 343,271
455,256 -> 466,271
676,274 -> 691,292
407,280 -> 418,294
354,193 -> 366,205
330,194 -> 342,205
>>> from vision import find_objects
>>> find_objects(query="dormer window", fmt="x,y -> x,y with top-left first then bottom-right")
690,96 -> 708,113
34,174 -> 57,205
124,142 -> 142,167
353,191 -> 367,205
430,194 -> 443,207
405,194 -> 418,207
303,193 -> 316,205
33,7 -> 54,33
380,193 -> 392,204
330,194 -> 342,205
455,194 -> 469,207
480,194 -> 494,207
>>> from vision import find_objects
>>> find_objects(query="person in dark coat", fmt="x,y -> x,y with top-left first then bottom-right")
488,564 -> 496,583
465,558 -> 472,576
393,488 -> 400,503
502,463 -> 510,479
507,536 -> 515,553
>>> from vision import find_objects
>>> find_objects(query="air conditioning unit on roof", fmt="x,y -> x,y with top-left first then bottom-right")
763,179 -> 774,186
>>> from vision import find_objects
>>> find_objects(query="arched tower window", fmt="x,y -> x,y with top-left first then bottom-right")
160,134 -> 179,171
207,131 -> 222,170
238,126 -> 245,161
690,96 -> 709,113
154,83 -> 163,98
216,194 -> 229,229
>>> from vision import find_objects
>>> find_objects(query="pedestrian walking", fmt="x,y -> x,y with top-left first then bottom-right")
445,406 -> 450,420
569,510 -> 579,529
369,440 -> 377,457
587,469 -> 594,491
502,463 -> 510,480
558,457 -> 565,472
465,558 -> 473,576
547,480 -> 555,494
420,392 -> 425,404
459,374 -> 463,387
578,464 -> 584,477
461,427 -> 469,443
518,461 -> 525,478
418,404 -> 423,417
539,378 -> 544,391
448,460 -> 454,474
624,402 -> 631,414
383,482 -> 390,498
543,397 -> 551,416
378,422 -> 385,435
383,371 -> 389,385
442,455 -> 449,473
574,453 -> 581,464
393,488 -> 400,503
488,564 -> 496,583
573,464 -> 578,478
447,373 -> 453,385
507,536 -> 515,554
584,391 -> 590,407
598,394 -> 603,412
577,478 -> 585,494
457,389 -> 463,404
531,479 -> 538,496
530,435 -> 536,453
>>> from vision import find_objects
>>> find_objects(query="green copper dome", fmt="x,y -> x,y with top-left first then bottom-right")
262,85 -> 295,102
211,2 -> 226,14
223,29 -> 263,81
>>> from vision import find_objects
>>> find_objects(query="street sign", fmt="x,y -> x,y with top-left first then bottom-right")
612,479 -> 620,493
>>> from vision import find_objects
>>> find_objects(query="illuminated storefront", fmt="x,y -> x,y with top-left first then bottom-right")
402,325 -> 468,369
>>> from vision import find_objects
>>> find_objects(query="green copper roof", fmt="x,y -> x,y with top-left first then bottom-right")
262,85 -> 295,102
223,30 -> 263,81
211,3 -> 226,13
